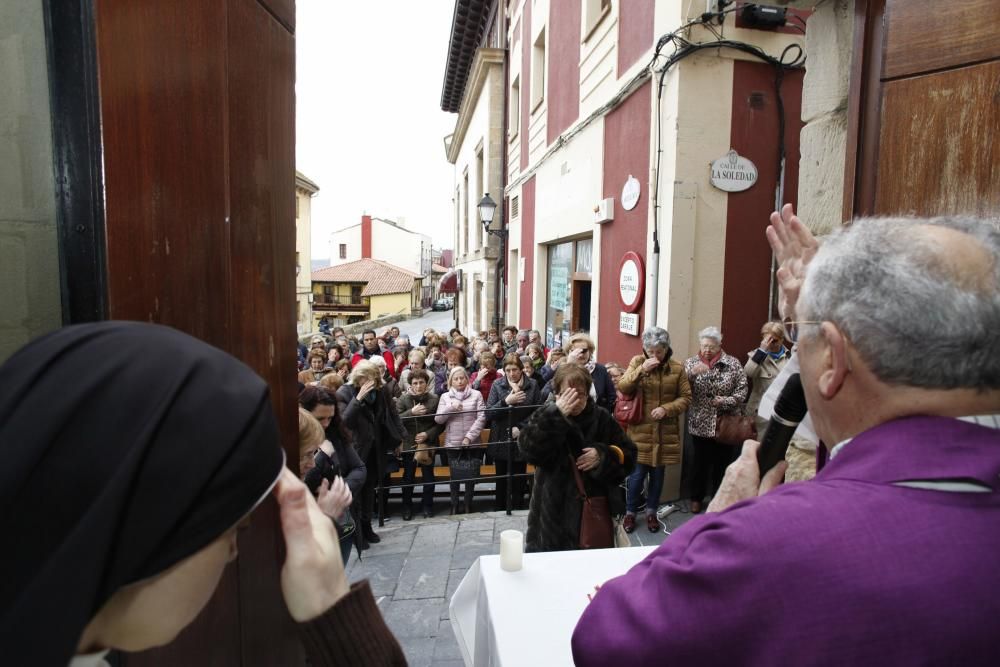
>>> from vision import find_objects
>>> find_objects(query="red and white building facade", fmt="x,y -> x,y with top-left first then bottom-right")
504,0 -> 804,362
444,0 -> 808,364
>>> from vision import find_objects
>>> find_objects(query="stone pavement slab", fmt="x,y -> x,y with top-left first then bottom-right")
395,555 -> 451,600
381,597 -> 446,638
409,521 -> 459,556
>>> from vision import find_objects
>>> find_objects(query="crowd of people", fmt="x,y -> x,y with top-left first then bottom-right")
296,323 -> 636,552
295,315 -> 806,555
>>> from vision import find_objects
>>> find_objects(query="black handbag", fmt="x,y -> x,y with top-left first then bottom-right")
449,449 -> 482,481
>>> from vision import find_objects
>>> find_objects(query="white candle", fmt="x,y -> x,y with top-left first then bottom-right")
499,529 -> 523,572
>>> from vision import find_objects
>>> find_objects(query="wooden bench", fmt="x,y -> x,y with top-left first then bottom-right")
385,428 -> 534,490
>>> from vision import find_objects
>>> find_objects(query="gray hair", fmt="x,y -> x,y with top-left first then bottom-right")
799,215 -> 1000,389
641,327 -> 671,351
697,326 -> 723,343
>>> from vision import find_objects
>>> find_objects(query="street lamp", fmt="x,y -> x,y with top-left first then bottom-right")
477,193 -> 506,329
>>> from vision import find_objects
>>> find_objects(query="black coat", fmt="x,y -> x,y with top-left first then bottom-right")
303,429 -> 367,499
336,384 -> 406,477
540,362 -> 617,414
485,375 -> 541,461
518,401 -> 637,553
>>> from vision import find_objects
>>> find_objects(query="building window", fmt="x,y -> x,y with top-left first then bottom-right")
296,195 -> 300,219
511,195 -> 520,219
583,0 -> 611,41
462,170 -> 470,255
509,76 -> 520,140
339,243 -> 347,259
475,145 -> 484,249
531,29 -> 546,111
545,238 -> 594,349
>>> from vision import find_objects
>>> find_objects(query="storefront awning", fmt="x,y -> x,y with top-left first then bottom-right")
438,269 -> 459,294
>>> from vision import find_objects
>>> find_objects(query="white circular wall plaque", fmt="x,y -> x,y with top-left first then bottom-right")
618,252 -> 644,313
622,175 -> 641,211
710,150 -> 758,193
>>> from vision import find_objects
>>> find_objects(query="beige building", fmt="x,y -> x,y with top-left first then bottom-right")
311,258 -> 423,328
441,6 -> 506,335
295,171 -> 319,335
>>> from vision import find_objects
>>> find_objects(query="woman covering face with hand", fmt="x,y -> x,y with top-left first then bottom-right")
518,363 -> 637,552
0,322 -> 403,665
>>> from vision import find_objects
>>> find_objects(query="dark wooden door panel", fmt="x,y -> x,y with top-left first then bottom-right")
883,0 -> 1000,80
227,2 -> 301,662
227,0 -> 298,463
875,60 -> 1000,217
96,0 -> 232,350
257,0 -> 295,32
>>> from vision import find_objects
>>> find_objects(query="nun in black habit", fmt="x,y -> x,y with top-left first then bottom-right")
0,322 -> 404,666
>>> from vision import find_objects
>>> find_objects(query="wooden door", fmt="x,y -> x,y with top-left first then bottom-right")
77,0 -> 300,663
846,0 -> 1000,218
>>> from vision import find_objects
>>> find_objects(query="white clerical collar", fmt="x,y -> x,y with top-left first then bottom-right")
69,649 -> 110,667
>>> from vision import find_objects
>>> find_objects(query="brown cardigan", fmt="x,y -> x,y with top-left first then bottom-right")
617,356 -> 692,466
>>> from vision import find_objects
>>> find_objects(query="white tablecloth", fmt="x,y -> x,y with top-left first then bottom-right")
449,546 -> 656,667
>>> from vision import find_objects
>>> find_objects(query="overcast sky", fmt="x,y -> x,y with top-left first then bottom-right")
296,1 -> 458,261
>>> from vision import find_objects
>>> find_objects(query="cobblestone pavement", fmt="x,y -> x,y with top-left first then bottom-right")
346,498 -> 697,666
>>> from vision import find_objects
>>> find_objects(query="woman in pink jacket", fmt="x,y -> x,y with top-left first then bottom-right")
435,366 -> 486,514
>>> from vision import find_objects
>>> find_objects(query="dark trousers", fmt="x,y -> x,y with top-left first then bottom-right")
690,435 -> 738,502
448,449 -> 478,508
494,458 -> 527,511
359,447 -> 378,523
401,451 -> 435,510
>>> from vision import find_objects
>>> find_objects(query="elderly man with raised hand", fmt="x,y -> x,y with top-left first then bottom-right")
573,206 -> 1000,666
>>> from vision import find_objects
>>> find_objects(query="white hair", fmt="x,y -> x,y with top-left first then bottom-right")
641,327 -> 671,351
698,326 -> 722,343
799,215 -> 1000,389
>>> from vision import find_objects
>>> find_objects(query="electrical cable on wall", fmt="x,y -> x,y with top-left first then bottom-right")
647,10 -> 805,324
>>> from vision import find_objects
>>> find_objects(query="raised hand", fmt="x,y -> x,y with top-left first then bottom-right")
316,475 -> 352,521
356,379 -> 377,402
766,204 -> 820,321
556,387 -> 584,417
274,468 -> 349,622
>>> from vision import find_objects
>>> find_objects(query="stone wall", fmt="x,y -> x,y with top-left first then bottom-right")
0,3 -> 63,363
795,0 -> 856,234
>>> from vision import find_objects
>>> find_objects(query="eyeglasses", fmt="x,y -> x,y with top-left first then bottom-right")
784,320 -> 822,342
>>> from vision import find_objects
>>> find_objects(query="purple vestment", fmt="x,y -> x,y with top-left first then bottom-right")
572,416 -> 1000,665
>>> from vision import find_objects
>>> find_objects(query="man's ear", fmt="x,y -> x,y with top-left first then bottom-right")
817,322 -> 850,399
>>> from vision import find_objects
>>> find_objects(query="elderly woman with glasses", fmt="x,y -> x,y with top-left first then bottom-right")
683,326 -> 748,513
745,321 -> 792,437
617,327 -> 691,532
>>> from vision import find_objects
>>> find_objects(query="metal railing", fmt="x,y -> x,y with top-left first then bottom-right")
375,402 -> 547,524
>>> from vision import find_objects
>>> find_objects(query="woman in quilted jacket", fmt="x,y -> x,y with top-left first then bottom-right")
683,326 -> 749,513
435,366 -> 486,514
617,327 -> 691,533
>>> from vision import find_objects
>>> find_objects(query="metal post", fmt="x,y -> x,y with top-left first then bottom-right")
505,405 -> 514,515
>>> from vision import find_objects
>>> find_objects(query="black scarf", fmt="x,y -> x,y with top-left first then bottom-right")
0,322 -> 284,663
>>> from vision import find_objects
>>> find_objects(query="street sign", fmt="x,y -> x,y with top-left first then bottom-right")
619,312 -> 640,336
618,251 -> 644,313
710,150 -> 758,192
622,175 -> 641,211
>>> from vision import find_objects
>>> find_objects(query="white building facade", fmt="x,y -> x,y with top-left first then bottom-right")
328,215 -> 435,309
295,171 -> 319,335
441,2 -> 506,336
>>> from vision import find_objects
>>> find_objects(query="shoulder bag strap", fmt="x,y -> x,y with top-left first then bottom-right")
569,454 -> 588,500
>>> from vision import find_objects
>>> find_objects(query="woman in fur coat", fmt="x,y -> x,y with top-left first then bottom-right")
518,364 -> 637,552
